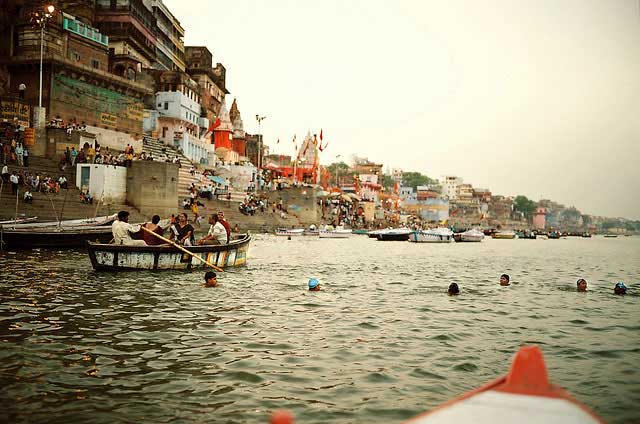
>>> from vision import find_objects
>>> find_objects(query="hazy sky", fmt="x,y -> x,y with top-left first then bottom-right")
165,0 -> 640,219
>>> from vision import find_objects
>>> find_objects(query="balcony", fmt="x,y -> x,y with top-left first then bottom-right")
63,17 -> 109,47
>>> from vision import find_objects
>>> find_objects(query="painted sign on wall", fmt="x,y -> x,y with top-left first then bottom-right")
0,98 -> 31,127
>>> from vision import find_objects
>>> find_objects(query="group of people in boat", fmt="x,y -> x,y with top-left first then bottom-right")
446,274 -> 630,295
111,210 -> 232,247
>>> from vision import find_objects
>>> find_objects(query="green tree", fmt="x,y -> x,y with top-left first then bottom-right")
401,172 -> 437,190
513,195 -> 537,219
381,174 -> 395,190
327,162 -> 350,184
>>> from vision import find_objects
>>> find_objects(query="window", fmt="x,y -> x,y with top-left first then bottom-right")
164,102 -> 168,110
71,50 -> 80,61
91,59 -> 100,69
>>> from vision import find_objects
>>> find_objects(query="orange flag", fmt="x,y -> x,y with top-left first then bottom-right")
320,129 -> 323,141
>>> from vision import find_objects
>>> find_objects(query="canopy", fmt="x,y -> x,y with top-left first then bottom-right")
316,190 -> 330,197
208,175 -> 226,185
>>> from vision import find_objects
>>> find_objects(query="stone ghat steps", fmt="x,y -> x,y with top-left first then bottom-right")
4,156 -> 78,188
178,198 -> 305,233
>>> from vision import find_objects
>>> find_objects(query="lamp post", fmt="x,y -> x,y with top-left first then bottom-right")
255,115 -> 266,190
334,154 -> 341,188
36,5 -> 56,109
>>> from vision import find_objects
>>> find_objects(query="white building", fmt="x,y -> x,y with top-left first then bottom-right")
441,175 -> 463,200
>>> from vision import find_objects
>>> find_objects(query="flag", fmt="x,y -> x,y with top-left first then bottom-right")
277,138 -> 280,144
313,134 -> 318,146
320,129 -> 323,141
319,141 -> 328,152
211,118 -> 221,130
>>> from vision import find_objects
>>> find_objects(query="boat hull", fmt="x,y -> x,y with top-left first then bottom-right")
0,226 -> 114,249
453,230 -> 485,242
409,230 -> 454,243
492,232 -> 516,239
377,233 -> 410,241
318,230 -> 351,238
275,229 -> 304,236
87,234 -> 251,271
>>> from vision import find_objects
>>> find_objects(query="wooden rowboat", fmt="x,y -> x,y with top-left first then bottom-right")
0,216 -> 38,225
87,234 -> 251,271
0,225 -> 114,249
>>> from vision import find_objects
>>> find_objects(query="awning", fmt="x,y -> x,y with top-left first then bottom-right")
208,175 -> 226,185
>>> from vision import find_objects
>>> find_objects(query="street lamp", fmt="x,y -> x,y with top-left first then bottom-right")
335,154 -> 341,188
34,4 -> 55,109
255,115 -> 266,190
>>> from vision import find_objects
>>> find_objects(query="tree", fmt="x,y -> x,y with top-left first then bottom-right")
381,174 -> 395,190
513,195 -> 537,219
401,172 -> 437,190
327,161 -> 350,184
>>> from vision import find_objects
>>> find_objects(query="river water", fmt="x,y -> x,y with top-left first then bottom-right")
0,235 -> 639,423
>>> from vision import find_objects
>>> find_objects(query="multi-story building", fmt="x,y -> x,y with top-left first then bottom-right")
185,46 -> 228,125
143,0 -> 185,71
455,183 -> 475,205
441,175 -> 462,200
144,69 -> 213,164
94,0 -> 158,75
1,1 -> 150,156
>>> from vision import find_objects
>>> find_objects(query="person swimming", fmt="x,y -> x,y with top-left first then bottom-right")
448,283 -> 460,295
613,282 -> 627,295
308,278 -> 320,291
576,278 -> 587,292
500,274 -> 510,286
204,271 -> 218,287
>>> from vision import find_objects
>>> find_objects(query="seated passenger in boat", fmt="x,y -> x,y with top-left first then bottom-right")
614,282 -> 627,295
112,210 -> 147,246
141,215 -> 165,246
308,278 -> 320,291
576,278 -> 587,292
169,213 -> 195,246
500,274 -> 510,286
204,271 -> 218,287
448,283 -> 460,295
197,214 -> 227,245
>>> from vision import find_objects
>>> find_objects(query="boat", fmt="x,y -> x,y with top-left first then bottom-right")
2,214 -> 117,230
492,231 -> 516,239
403,345 -> 604,423
548,231 -> 561,239
0,225 -> 114,249
581,233 -> 592,238
275,228 -> 304,236
515,230 -> 537,239
376,228 -> 413,241
87,234 -> 251,271
367,229 -> 385,238
352,229 -> 369,235
409,228 -> 454,243
303,229 -> 319,236
0,216 -> 38,225
603,234 -> 618,238
453,228 -> 485,242
318,227 -> 352,238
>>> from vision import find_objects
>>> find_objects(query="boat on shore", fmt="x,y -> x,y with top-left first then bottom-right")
376,228 -> 413,241
352,229 -> 369,235
318,227 -> 352,238
548,231 -> 561,239
492,231 -> 516,239
515,230 -> 537,239
403,345 -> 604,423
87,234 -> 251,271
603,234 -> 618,238
453,228 -> 485,242
275,228 -> 304,236
409,228 -> 454,243
3,214 -> 116,230
1,225 -> 114,249
0,217 -> 38,225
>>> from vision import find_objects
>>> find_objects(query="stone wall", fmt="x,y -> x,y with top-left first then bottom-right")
265,187 -> 319,224
126,161 -> 179,218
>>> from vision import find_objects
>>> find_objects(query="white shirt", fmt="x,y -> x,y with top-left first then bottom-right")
1,165 -> 8,175
10,174 -> 19,184
112,220 -> 141,245
207,222 -> 227,244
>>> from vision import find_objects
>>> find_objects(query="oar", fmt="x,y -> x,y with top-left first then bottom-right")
140,225 -> 224,272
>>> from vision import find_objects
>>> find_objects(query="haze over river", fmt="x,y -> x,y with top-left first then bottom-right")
1,235 -> 639,423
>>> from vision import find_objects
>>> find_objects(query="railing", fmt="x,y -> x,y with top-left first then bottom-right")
63,17 -> 109,47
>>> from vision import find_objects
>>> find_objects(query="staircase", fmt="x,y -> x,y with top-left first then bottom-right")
0,157 -> 144,223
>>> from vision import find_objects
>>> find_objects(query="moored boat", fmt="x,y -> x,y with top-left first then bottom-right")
404,345 -> 604,423
318,227 -> 352,238
0,225 -> 114,249
0,216 -> 38,225
352,229 -> 369,235
275,228 -> 304,236
87,234 -> 251,271
376,228 -> 413,241
453,228 -> 485,242
3,214 -> 116,230
492,231 -> 516,239
409,228 -> 454,243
